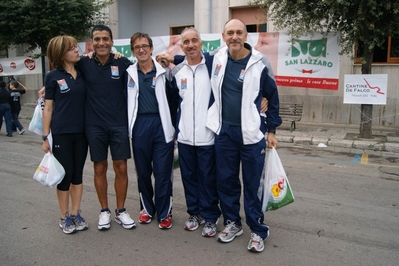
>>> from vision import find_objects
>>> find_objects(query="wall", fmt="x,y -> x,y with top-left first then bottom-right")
117,0 -> 142,39
114,0 -> 194,37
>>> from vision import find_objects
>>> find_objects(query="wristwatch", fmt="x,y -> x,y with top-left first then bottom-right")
42,135 -> 48,141
268,129 -> 276,134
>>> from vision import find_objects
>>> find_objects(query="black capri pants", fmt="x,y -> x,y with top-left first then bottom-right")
52,133 -> 88,191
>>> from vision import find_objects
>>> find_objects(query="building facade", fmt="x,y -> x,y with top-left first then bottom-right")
2,0 -> 397,127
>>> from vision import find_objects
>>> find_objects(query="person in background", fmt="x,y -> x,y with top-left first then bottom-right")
208,19 -> 281,252
0,81 -> 13,137
75,25 -> 135,230
42,35 -> 89,234
9,80 -> 27,134
166,27 -> 221,236
126,32 -> 177,229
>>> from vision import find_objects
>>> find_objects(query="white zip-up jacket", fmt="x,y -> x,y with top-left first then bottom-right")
171,55 -> 214,146
207,44 -> 282,145
126,58 -> 175,143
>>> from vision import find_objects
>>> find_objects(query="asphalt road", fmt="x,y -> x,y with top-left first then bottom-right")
1,118 -> 398,266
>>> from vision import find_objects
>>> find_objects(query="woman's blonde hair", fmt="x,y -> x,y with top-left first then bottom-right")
46,35 -> 78,68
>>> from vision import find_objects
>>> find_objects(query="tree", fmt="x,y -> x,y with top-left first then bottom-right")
0,0 -> 113,80
251,0 -> 399,138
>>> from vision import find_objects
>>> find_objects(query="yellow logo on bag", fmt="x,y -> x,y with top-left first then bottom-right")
271,178 -> 286,198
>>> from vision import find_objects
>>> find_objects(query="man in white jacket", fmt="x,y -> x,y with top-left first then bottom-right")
208,19 -> 282,252
169,27 -> 221,237
126,32 -> 177,230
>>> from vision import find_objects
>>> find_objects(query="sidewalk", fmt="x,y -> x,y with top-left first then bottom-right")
278,122 -> 399,153
19,103 -> 399,153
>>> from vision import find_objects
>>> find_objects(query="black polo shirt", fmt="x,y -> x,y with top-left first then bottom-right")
44,67 -> 86,134
76,54 -> 132,127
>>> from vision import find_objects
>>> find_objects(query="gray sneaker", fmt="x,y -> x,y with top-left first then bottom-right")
71,210 -> 89,231
59,217 -> 66,229
217,221 -> 243,243
62,216 -> 77,234
247,231 -> 268,252
202,222 -> 217,237
184,215 -> 204,231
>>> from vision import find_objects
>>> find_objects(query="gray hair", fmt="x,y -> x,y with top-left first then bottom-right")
180,27 -> 202,42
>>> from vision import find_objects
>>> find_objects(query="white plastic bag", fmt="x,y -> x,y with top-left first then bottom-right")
33,152 -> 65,188
28,99 -> 44,135
262,147 -> 295,211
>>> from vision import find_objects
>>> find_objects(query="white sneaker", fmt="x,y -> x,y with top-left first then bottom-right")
202,222 -> 217,237
98,210 -> 111,230
115,208 -> 136,229
247,231 -> 268,252
217,221 -> 243,243
184,215 -> 202,231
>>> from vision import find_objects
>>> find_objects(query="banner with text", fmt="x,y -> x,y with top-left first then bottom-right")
0,32 -> 337,88
343,74 -> 387,105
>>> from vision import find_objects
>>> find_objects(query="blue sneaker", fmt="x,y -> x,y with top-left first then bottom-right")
62,215 -> 77,234
71,210 -> 89,231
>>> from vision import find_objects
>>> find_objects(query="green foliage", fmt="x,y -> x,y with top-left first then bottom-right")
0,0 -> 114,55
250,0 -> 399,58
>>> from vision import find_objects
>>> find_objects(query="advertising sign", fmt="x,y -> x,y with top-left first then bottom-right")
275,33 -> 340,90
343,74 -> 387,105
0,56 -> 42,76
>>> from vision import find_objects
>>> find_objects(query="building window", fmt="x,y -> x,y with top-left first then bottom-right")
170,25 -> 194,35
246,23 -> 267,33
356,36 -> 399,64
231,6 -> 267,32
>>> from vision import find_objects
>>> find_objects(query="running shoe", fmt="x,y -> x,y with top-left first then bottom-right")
202,222 -> 217,237
247,231 -> 268,252
184,215 -> 202,231
62,216 -> 77,234
98,209 -> 111,230
138,209 -> 152,224
217,221 -> 243,243
71,210 -> 89,231
159,215 -> 172,229
115,208 -> 136,229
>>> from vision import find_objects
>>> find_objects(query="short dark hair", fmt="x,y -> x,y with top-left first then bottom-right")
91,25 -> 113,40
0,81 -> 6,88
130,32 -> 153,51
11,81 -> 19,88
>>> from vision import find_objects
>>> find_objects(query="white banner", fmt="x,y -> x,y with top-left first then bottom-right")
343,74 -> 387,105
0,56 -> 42,76
73,31 -> 340,90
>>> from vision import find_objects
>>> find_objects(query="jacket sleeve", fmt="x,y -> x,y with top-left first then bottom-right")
166,77 -> 179,128
260,67 -> 282,131
173,55 -> 185,65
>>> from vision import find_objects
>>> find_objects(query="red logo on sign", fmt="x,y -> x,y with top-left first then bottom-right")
10,62 -> 16,69
24,58 -> 36,71
0,64 -> 3,73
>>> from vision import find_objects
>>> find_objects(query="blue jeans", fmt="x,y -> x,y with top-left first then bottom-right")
0,103 -> 13,134
11,110 -> 24,131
